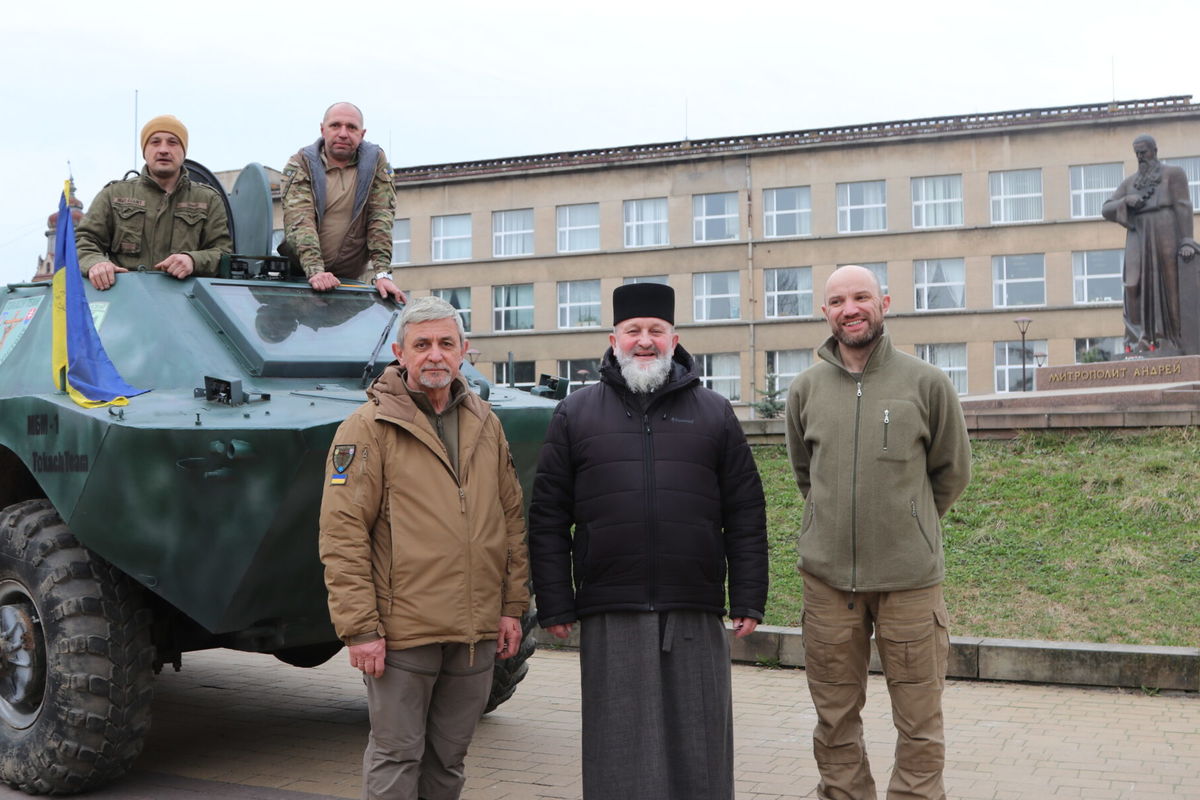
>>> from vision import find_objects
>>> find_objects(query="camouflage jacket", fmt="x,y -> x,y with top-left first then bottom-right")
281,140 -> 396,281
75,168 -> 232,276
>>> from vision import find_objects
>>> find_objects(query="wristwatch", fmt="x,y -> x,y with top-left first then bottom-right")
371,270 -> 392,285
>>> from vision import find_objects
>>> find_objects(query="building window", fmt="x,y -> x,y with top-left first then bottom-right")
693,271 -> 740,321
558,358 -> 602,393
766,349 -> 812,394
916,343 -> 968,395
693,192 -> 739,243
557,279 -> 601,328
994,339 -> 1046,392
837,180 -> 887,233
913,258 -> 965,311
432,214 -> 471,261
697,353 -> 741,401
1075,336 -> 1123,363
989,169 -> 1042,223
1069,163 -> 1123,219
493,283 -> 534,331
764,186 -> 812,238
1164,156 -> 1200,208
556,203 -> 600,253
992,253 -> 1045,307
494,360 -> 536,390
432,288 -> 471,333
911,175 -> 963,228
764,267 -> 813,318
390,219 -> 411,264
623,275 -> 668,285
624,197 -> 669,248
1072,250 -> 1123,304
493,209 -> 533,257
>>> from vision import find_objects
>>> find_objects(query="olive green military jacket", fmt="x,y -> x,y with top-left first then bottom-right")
75,168 -> 232,276
281,140 -> 396,281
785,333 -> 971,593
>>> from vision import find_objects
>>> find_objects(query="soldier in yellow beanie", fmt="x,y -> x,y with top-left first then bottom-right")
76,114 -> 231,291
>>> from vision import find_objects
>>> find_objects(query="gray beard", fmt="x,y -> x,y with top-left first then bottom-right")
615,348 -> 673,394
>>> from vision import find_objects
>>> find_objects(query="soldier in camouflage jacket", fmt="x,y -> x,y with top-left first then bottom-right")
281,102 -> 403,302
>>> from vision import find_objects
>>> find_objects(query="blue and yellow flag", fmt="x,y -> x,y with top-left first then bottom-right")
51,182 -> 147,408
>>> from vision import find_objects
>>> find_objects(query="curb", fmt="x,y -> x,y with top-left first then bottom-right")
536,623 -> 1200,692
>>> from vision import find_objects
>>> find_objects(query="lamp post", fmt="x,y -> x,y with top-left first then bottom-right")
1013,317 -> 1033,391
1034,352 -> 1047,368
465,347 -> 480,367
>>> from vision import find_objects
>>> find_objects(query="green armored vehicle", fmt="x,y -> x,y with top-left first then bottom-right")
0,163 -> 561,795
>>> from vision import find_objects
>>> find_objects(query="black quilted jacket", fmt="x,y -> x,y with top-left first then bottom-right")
529,345 -> 768,626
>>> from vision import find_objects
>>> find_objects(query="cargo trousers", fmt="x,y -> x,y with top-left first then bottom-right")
362,642 -> 495,800
800,571 -> 950,800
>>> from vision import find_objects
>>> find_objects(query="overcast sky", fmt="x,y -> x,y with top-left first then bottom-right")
2,0 -> 1197,286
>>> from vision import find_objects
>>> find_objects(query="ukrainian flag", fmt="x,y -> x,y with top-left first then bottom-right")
51,182 -> 147,407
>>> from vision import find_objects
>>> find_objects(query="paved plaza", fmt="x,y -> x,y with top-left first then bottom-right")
2,646 -> 1198,799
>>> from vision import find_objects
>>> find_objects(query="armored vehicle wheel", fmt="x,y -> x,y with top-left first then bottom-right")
0,500 -> 154,795
273,642 -> 343,668
483,609 -> 537,714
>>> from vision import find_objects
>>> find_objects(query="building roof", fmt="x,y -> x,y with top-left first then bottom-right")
394,95 -> 1198,184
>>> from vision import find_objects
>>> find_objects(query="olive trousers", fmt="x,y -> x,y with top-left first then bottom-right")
800,571 -> 950,800
362,642 -> 495,800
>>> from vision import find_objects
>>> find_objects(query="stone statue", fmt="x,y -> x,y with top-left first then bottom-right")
1102,134 -> 1198,356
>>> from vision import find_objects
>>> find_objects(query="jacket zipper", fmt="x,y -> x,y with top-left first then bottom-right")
911,499 -> 935,552
642,411 -> 657,611
883,408 -> 890,452
850,380 -> 863,600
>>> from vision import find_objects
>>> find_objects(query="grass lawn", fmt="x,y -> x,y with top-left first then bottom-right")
755,428 -> 1200,647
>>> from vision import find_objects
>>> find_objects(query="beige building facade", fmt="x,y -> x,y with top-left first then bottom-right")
315,97 -> 1200,414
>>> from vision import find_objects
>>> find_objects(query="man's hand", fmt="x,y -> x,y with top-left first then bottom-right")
348,638 -> 387,678
732,617 -> 758,639
309,271 -> 340,292
154,253 -> 195,280
1181,243 -> 1196,261
546,623 -> 574,639
87,261 -> 129,291
374,276 -> 407,303
496,615 -> 522,659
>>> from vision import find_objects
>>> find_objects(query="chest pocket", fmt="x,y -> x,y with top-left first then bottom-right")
112,199 -> 146,255
870,399 -> 922,463
171,203 -> 210,252
174,205 -> 209,226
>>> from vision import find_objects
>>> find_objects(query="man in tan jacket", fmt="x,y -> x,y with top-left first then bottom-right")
318,295 -> 529,800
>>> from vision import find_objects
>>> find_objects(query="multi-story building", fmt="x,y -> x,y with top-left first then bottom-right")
313,97 -> 1200,414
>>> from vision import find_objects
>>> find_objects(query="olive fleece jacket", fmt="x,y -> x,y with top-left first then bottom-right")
785,333 -> 971,592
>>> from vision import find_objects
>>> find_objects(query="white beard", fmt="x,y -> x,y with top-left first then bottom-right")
615,346 -> 673,394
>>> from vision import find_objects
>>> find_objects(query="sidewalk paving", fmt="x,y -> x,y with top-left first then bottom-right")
3,646 -> 1197,799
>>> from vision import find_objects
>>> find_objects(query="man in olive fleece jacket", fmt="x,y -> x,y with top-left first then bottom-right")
786,265 -> 971,800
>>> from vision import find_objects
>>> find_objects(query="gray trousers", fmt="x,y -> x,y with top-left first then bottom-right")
362,642 -> 495,800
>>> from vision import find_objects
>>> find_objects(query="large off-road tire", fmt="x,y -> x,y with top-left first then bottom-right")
273,642 -> 343,668
483,609 -> 537,714
0,499 -> 154,795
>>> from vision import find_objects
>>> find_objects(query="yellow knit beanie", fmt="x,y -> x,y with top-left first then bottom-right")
140,115 -> 188,154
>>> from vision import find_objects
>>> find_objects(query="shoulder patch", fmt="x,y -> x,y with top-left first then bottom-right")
332,444 -> 356,474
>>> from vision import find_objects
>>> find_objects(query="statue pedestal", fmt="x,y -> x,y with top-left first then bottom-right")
1035,355 -> 1200,391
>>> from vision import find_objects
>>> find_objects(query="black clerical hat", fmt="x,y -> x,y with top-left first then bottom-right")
612,283 -> 674,325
